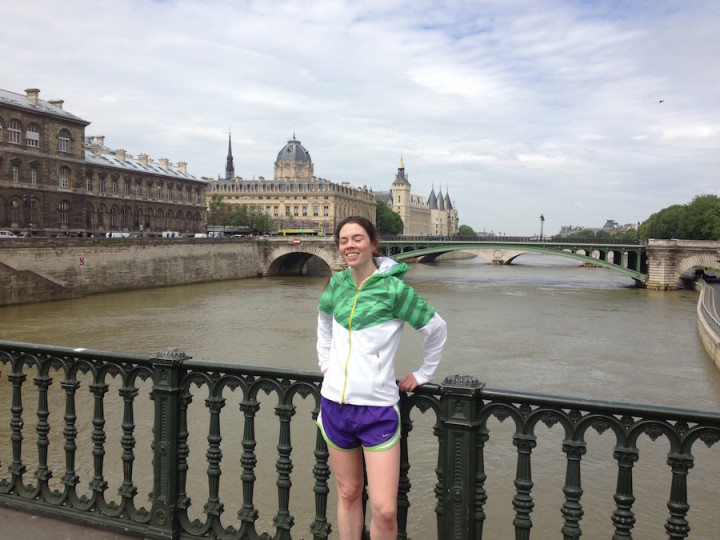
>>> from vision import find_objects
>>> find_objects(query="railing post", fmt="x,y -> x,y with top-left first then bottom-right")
438,374 -> 485,540
146,348 -> 189,540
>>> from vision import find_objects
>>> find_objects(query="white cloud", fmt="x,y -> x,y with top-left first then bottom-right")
4,0 -> 720,234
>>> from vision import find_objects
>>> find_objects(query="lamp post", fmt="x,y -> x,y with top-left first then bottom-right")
539,213 -> 545,241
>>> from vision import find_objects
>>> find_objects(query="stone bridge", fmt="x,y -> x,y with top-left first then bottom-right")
258,237 -> 720,290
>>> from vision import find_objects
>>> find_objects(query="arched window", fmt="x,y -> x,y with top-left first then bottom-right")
121,207 -> 129,228
10,200 -> 19,222
8,120 -> 21,144
58,200 -> 69,225
59,166 -> 70,188
12,166 -> 19,183
31,167 -> 38,185
97,206 -> 105,227
58,129 -> 71,152
26,123 -> 40,147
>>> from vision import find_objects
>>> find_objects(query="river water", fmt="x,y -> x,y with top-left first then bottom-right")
1,253 -> 719,539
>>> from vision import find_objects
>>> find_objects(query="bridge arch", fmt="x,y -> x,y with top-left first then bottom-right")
260,241 -> 343,276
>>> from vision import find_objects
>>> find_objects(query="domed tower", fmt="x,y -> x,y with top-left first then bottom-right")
274,134 -> 314,180
392,158 -> 411,233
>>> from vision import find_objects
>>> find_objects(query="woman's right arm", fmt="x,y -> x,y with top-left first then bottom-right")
317,311 -> 333,374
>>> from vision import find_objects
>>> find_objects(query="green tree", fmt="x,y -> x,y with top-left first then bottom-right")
376,199 -> 403,235
208,194 -> 231,226
458,224 -> 476,238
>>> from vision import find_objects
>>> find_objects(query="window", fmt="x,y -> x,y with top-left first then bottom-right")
26,124 -> 40,147
86,177 -> 92,191
112,181 -> 118,194
136,185 -> 141,197
313,205 -> 319,217
146,185 -> 152,199
12,166 -> 19,183
10,200 -> 18,222
97,207 -> 104,227
157,186 -> 162,199
273,206 -> 279,216
124,183 -> 130,196
265,206 -> 271,214
324,205 -> 329,217
58,129 -> 71,152
8,120 -> 21,144
58,201 -> 69,224
293,206 -> 299,217
99,179 -> 105,193
302,206 -> 307,217
110,207 -> 117,227
31,168 -> 37,185
59,167 -> 70,189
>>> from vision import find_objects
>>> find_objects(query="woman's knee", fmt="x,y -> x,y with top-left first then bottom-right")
335,478 -> 364,506
370,499 -> 397,527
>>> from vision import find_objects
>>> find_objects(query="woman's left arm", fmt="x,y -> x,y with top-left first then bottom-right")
408,312 -> 447,387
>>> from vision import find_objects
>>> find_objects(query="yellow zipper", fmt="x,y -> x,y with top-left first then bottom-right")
340,275 -> 374,404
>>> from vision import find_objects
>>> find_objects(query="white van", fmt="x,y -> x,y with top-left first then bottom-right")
106,232 -> 130,238
0,230 -> 18,238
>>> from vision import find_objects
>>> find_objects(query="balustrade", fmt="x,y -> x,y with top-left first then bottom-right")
0,340 -> 718,539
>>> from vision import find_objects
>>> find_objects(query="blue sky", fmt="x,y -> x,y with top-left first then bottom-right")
5,0 -> 719,235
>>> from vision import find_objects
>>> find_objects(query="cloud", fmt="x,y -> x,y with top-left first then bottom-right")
4,0 -> 720,234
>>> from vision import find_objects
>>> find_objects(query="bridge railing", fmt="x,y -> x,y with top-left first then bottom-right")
0,340 -> 718,540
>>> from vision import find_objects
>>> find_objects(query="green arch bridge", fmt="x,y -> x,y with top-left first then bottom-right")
379,237 -> 649,285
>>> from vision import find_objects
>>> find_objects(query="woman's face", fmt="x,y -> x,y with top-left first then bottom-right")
338,222 -> 377,272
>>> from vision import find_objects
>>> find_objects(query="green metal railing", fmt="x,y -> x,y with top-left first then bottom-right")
0,340 -> 719,539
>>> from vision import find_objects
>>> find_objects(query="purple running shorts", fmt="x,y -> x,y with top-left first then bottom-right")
317,396 -> 401,452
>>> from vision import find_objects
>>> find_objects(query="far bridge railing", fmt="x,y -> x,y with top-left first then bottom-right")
0,340 -> 718,539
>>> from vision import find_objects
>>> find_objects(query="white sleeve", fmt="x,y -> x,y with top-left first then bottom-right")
413,312 -> 447,385
317,311 -> 333,372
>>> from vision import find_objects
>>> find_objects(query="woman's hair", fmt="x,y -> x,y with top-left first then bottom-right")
334,216 -> 379,249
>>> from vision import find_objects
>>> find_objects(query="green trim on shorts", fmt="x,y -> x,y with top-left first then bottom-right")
365,404 -> 401,452
316,418 -> 361,451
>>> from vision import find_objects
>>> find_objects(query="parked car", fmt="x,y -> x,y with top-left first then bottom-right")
0,230 -> 18,238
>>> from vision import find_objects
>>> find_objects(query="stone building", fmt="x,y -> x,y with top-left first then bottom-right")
376,159 -> 459,237
0,87 -> 207,236
206,134 -> 375,233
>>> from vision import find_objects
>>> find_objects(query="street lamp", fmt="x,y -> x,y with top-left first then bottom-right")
539,214 -> 545,241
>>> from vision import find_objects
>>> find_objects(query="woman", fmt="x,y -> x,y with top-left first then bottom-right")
316,216 -> 447,540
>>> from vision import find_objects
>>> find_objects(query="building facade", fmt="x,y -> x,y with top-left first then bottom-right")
0,87 -> 207,237
377,159 -> 459,237
206,134 -> 375,233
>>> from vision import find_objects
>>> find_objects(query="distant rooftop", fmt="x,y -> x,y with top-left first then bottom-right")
84,136 -> 201,182
0,87 -> 90,125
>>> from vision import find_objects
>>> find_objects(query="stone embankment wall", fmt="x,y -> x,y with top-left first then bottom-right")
696,281 -> 720,372
0,239 -> 260,306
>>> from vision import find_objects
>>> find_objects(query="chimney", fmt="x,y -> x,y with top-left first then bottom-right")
138,153 -> 149,166
48,100 -> 64,109
96,135 -> 105,146
159,158 -> 169,170
177,161 -> 187,174
25,88 -> 40,104
115,149 -> 126,162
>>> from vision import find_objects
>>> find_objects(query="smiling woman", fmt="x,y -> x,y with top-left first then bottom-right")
317,215 -> 448,540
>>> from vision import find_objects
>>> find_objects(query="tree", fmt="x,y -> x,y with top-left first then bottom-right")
458,224 -> 476,238
376,199 -> 403,235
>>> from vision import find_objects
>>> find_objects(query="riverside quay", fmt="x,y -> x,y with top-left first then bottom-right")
0,339 -> 719,540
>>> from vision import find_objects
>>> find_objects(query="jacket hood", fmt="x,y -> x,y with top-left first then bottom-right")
374,256 -> 409,278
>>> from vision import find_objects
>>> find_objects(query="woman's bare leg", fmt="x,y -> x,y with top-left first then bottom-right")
328,446 -> 365,540
364,443 -> 400,540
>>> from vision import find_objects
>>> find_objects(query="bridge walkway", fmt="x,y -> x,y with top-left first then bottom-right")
0,501 -> 140,539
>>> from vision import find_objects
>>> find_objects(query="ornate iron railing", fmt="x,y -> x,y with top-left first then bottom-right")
0,340 -> 718,539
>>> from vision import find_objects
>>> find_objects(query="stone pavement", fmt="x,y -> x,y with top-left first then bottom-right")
0,502 -> 141,540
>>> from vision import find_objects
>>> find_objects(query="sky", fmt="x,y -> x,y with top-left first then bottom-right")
5,0 -> 720,236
